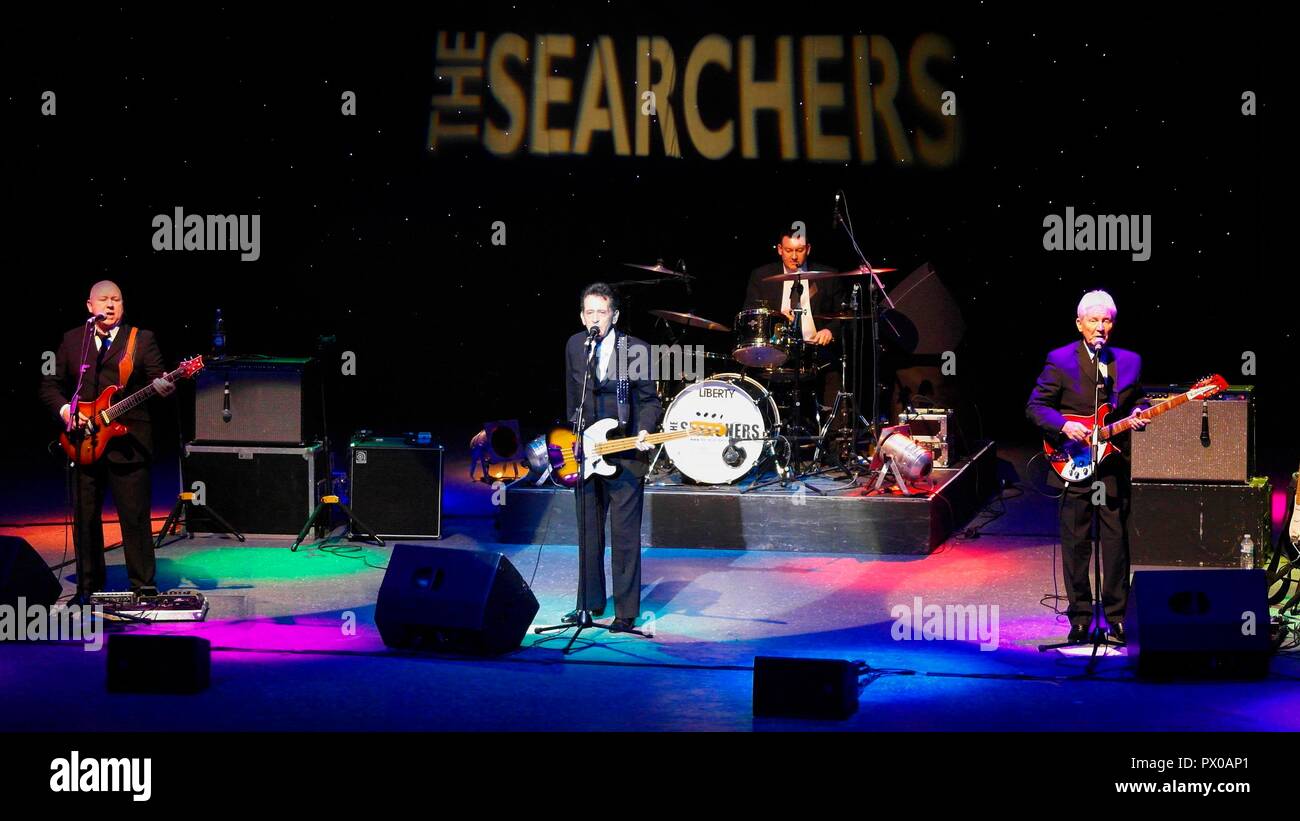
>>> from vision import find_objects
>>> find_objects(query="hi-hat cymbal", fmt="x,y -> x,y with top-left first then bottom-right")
623,262 -> 694,280
648,309 -> 731,332
762,266 -> 898,283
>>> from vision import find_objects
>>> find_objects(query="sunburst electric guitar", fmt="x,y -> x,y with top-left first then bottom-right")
547,419 -> 727,487
60,356 -> 205,466
1044,374 -> 1227,482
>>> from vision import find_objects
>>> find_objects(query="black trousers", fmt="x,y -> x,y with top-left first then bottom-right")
73,460 -> 156,595
576,464 -> 644,619
1058,467 -> 1131,626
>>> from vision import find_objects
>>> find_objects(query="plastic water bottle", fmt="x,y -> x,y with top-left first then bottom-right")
1239,534 -> 1254,570
211,308 -> 226,358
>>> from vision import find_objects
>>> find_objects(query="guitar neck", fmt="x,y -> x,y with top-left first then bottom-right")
593,428 -> 699,456
103,368 -> 183,422
1102,389 -> 1194,439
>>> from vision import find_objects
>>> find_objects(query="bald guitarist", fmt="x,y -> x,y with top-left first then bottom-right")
38,281 -> 175,605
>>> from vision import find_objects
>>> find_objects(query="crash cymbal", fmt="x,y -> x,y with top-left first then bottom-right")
648,309 -> 731,332
623,262 -> 694,280
761,266 -> 897,283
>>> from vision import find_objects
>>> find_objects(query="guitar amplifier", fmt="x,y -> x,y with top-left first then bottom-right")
182,443 -> 327,536
193,357 -> 321,445
1130,479 -> 1271,567
349,435 -> 444,539
1131,385 -> 1254,483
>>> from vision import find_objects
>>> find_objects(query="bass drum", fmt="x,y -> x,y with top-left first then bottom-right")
660,373 -> 780,484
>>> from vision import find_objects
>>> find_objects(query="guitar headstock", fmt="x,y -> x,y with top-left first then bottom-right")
688,421 -> 728,437
1188,373 -> 1228,400
177,356 -> 205,379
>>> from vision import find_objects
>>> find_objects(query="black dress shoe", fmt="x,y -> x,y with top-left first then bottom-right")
608,617 -> 637,633
1108,621 -> 1126,644
561,608 -> 603,625
1067,623 -> 1090,644
66,592 -> 92,607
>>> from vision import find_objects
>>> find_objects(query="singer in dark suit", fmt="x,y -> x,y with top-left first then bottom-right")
563,282 -> 662,632
1026,290 -> 1147,644
744,225 -> 848,409
38,281 -> 174,604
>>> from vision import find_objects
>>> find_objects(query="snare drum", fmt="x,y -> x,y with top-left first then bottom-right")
660,373 -> 780,484
733,307 -> 794,367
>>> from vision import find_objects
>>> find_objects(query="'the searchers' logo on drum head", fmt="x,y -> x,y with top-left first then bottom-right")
660,375 -> 780,484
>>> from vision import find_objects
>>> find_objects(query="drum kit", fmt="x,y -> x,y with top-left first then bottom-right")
618,260 -> 901,490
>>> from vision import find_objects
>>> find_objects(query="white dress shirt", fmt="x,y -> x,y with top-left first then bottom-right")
778,270 -> 818,341
596,329 -> 616,381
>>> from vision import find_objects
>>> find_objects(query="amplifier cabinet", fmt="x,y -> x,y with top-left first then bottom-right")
182,443 -> 327,537
1131,386 -> 1254,483
898,409 -> 963,466
349,436 -> 444,539
193,357 -> 321,445
1130,479 -> 1271,567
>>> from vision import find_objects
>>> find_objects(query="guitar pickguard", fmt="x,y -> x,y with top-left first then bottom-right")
1056,438 -> 1096,482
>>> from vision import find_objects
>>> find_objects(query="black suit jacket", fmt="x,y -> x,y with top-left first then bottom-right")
565,330 -> 662,478
39,324 -> 168,463
743,262 -> 847,342
1026,340 -> 1146,451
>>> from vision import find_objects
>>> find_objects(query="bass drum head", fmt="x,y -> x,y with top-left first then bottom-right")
661,373 -> 779,484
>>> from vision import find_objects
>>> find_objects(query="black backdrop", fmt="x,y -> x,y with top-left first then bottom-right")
3,5 -> 1289,493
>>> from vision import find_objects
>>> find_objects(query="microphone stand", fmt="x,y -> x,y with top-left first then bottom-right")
64,316 -> 100,602
832,190 -> 894,456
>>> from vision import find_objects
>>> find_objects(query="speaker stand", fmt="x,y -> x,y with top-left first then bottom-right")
156,491 -> 246,548
291,494 -> 384,552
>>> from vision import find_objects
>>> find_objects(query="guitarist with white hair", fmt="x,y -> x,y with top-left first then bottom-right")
1026,289 -> 1148,645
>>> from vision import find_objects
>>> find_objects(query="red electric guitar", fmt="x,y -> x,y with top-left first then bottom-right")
1044,374 -> 1228,482
60,356 -> 205,466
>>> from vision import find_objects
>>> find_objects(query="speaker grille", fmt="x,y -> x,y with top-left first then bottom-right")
349,440 -> 444,538
1131,390 -> 1253,483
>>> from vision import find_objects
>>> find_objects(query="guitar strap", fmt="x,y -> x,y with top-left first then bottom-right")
116,327 -> 140,388
615,333 -> 630,426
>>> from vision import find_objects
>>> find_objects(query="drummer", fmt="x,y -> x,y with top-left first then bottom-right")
743,223 -> 845,408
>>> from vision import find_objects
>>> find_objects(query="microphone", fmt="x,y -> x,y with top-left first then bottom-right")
585,325 -> 601,346
831,191 -> 842,229
222,381 -> 232,423
87,313 -> 106,323
1200,400 -> 1210,447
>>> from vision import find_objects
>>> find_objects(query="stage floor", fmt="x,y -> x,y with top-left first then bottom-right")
3,513 -> 1298,732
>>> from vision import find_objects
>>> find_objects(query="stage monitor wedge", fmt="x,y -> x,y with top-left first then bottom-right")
1125,569 -> 1271,680
375,544 -> 539,656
